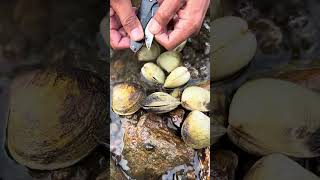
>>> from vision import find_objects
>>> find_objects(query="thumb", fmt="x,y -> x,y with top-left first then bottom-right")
149,0 -> 185,34
111,0 -> 144,41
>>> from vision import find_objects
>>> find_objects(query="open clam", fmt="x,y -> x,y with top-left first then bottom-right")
7,67 -> 107,170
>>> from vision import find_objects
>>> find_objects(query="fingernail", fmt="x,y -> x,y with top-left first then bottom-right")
130,28 -> 144,41
149,19 -> 161,34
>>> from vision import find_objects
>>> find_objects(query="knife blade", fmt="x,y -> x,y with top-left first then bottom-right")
145,4 -> 159,49
130,0 -> 159,53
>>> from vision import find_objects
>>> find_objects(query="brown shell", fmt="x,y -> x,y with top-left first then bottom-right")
112,83 -> 145,115
7,67 -> 107,170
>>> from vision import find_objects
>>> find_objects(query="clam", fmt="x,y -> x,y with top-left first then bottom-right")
7,67 -> 107,170
181,86 -> 210,112
228,78 -> 320,157
172,40 -> 187,52
141,92 -> 180,114
112,82 -> 145,115
211,16 -> 257,81
156,51 -> 182,73
182,111 -> 222,149
244,154 -> 319,180
164,67 -> 190,88
137,43 -> 161,61
141,62 -> 165,84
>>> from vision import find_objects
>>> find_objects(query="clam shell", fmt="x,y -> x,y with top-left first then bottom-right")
137,43 -> 161,61
181,111 -> 212,149
164,67 -> 190,88
181,86 -> 210,112
211,16 -> 257,81
228,78 -> 320,157
7,67 -> 107,170
244,154 -> 319,180
156,51 -> 182,73
172,40 -> 187,52
141,62 -> 165,84
141,92 -> 180,114
112,83 -> 145,115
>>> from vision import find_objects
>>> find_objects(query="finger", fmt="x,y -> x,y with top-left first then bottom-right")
111,0 -> 144,41
110,14 -> 121,30
148,0 -> 185,34
119,27 -> 127,37
110,8 -> 115,16
155,20 -> 194,50
110,29 -> 130,49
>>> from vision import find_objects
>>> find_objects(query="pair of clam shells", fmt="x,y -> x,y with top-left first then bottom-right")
140,50 -> 191,88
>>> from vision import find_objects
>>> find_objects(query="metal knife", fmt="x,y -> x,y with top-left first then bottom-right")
130,0 -> 159,53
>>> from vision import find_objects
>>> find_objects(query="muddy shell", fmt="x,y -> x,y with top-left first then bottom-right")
112,83 -> 145,115
7,67 -> 107,170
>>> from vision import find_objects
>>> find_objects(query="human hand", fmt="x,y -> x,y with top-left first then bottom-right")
148,0 -> 210,50
110,0 -> 144,49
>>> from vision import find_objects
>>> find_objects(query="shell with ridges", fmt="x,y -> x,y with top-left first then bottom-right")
7,67 -> 107,170
141,92 -> 180,114
112,83 -> 145,115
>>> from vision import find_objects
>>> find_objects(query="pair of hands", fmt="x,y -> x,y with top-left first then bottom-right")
110,0 -> 210,50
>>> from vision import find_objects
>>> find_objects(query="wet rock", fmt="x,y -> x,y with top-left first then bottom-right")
198,148 -> 210,180
211,150 -> 238,180
252,18 -> 283,54
122,113 -> 195,179
96,160 -> 127,180
167,108 -> 185,128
